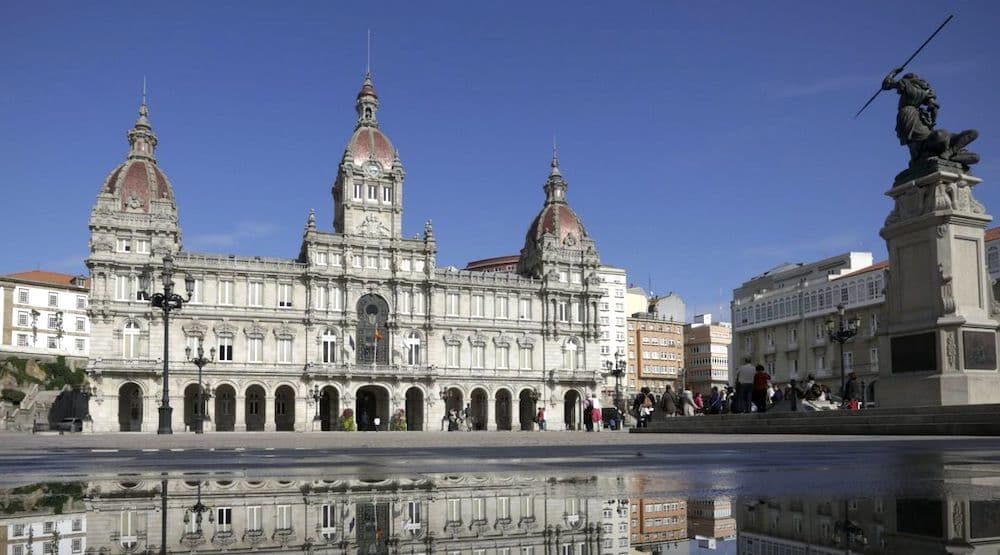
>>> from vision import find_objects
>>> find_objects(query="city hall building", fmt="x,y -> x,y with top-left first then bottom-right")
85,73 -> 605,432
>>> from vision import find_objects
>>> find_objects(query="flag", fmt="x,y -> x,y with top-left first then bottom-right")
349,517 -> 355,532
349,335 -> 355,351
374,328 -> 383,341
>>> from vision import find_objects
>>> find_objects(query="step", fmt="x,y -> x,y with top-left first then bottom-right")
634,419 -> 1000,436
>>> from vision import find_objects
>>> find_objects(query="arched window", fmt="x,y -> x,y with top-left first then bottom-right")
321,329 -> 337,364
563,339 -> 579,370
123,321 -> 140,359
406,331 -> 422,366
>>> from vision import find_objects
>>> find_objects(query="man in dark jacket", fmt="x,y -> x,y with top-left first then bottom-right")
660,386 -> 678,417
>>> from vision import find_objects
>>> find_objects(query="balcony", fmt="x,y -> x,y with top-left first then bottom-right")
784,342 -> 799,352
764,344 -> 776,354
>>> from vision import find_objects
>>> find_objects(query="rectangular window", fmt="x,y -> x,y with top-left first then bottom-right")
17,288 -> 29,304
414,291 -> 425,314
276,505 -> 292,530
322,503 -> 337,531
520,298 -> 531,319
446,292 -> 460,316
47,336 -> 58,349
472,344 -> 485,368
248,281 -> 263,307
473,497 -> 486,521
248,338 -> 263,362
353,183 -> 362,199
218,337 -> 234,361
75,338 -> 85,351
322,335 -> 337,363
519,346 -> 532,370
190,279 -> 203,303
497,345 -> 509,369
472,294 -> 484,317
870,313 -> 878,336
315,252 -> 327,265
135,239 -> 150,254
352,255 -> 362,268
314,286 -> 327,310
247,506 -> 262,531
498,497 -> 511,519
365,255 -> 377,269
330,285 -> 343,310
382,185 -> 393,203
522,496 -> 535,518
278,283 -> 292,307
558,302 -> 568,322
75,316 -> 85,332
368,184 -> 378,200
572,302 -> 582,323
447,344 -> 460,367
17,334 -> 29,347
71,539 -> 82,554
17,311 -> 29,326
218,280 -> 233,305
76,295 -> 87,309
116,238 -> 131,252
277,338 -> 292,363
115,275 -> 130,301
495,296 -> 509,319
399,290 -> 411,314
871,347 -> 879,370
216,507 -> 232,533
401,258 -> 412,271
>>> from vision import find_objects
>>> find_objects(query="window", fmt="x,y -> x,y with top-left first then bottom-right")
218,337 -> 233,361
380,256 -> 390,270
47,314 -> 58,329
17,288 -> 29,303
353,183 -> 362,199
277,338 -> 292,363
123,321 -> 140,359
322,330 -> 337,363
117,238 -> 131,252
382,185 -> 393,203
13,545 -> 24,555
13,523 -> 25,536
520,298 -> 531,319
871,347 -> 879,370
17,334 -> 29,347
352,255 -> 362,268
247,506 -> 262,532
870,313 -> 879,336
218,280 -> 233,305
314,286 -> 327,309
446,344 -> 460,367
845,351 -> 854,372
115,275 -> 130,301
315,252 -> 327,265
399,290 -> 411,313
414,259 -> 425,272
190,279 -> 203,303
71,539 -> 82,554
496,296 -> 509,319
367,184 -> 378,200
498,497 -> 511,519
414,291 -> 426,314
248,281 -> 263,307
120,510 -> 137,548
276,505 -> 292,531
216,507 -> 232,533
321,504 -> 336,537
248,337 -> 263,362
75,338 -> 85,351
17,311 -> 29,326
278,284 -> 292,307
572,301 -> 582,323
76,296 -> 87,309
815,354 -> 825,370
135,239 -> 150,254
522,496 -> 535,518
446,293 -> 460,316
563,340 -> 579,370
365,255 -> 377,269
406,331 -> 421,365
497,345 -> 509,369
406,501 -> 422,528
472,294 -> 484,317
473,497 -> 486,521
558,302 -> 568,322
47,336 -> 57,349
447,499 -> 462,523
519,346 -> 533,370
330,285 -> 343,310
472,344 -> 485,368
989,247 -> 999,272
75,316 -> 85,332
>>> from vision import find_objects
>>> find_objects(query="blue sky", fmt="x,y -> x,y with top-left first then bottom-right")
2,1 -> 998,319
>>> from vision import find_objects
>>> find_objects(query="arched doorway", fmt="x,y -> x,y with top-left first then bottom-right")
118,382 -> 143,432
444,387 -> 463,429
356,294 -> 389,365
356,385 -> 389,431
519,389 -> 537,431
183,384 -> 206,433
320,386 -> 340,431
405,387 -> 424,431
245,385 -> 266,431
214,385 -> 236,432
564,390 -> 581,431
495,390 -> 512,431
470,388 -> 488,431
274,385 -> 296,431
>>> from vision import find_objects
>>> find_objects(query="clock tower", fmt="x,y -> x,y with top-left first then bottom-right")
332,72 -> 404,238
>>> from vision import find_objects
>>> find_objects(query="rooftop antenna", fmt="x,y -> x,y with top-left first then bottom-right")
142,76 -> 147,105
366,29 -> 372,74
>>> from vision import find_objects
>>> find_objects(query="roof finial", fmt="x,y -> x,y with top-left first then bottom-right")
142,75 -> 147,106
366,29 -> 372,75
550,135 -> 561,176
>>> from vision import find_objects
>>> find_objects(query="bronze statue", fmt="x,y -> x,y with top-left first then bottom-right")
882,68 -> 979,169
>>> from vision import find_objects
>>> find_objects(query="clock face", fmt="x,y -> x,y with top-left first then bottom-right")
365,163 -> 381,178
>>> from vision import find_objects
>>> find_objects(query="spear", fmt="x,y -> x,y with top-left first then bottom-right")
854,14 -> 954,118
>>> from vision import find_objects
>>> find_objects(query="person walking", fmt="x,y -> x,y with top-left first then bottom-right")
707,386 -> 723,415
590,394 -> 602,431
660,386 -> 678,418
752,364 -> 771,413
734,358 -> 755,413
843,372 -> 861,410
693,392 -> 704,414
680,388 -> 696,416
536,407 -> 546,431
583,397 -> 594,432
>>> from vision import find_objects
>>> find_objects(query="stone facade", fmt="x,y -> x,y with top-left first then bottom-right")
84,73 -> 604,432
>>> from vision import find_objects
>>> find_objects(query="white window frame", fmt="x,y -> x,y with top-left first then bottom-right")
277,338 -> 293,363
218,280 -> 234,305
218,336 -> 234,361
248,281 -> 264,307
278,283 -> 293,308
248,337 -> 263,363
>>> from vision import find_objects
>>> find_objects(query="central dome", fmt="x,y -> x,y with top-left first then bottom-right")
525,203 -> 587,247
347,127 -> 396,169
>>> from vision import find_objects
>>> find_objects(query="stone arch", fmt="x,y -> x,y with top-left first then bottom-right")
356,294 -> 390,364
118,382 -> 143,432
214,383 -> 236,432
495,388 -> 513,431
355,384 -> 390,431
518,388 -> 538,431
274,384 -> 296,431
442,385 -> 464,417
245,384 -> 266,431
470,387 -> 489,431
404,386 -> 424,432
183,383 -> 207,433
319,385 -> 340,431
564,389 -> 581,431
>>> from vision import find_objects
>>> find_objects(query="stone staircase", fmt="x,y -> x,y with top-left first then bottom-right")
633,404 -> 1000,436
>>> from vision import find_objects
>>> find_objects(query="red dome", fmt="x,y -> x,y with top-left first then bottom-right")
101,159 -> 174,213
525,203 -> 587,246
348,126 -> 396,168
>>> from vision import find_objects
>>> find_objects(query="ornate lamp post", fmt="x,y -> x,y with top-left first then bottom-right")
139,254 -> 195,435
604,350 -> 627,424
185,339 -> 215,434
825,304 -> 862,400
183,481 -> 214,534
54,310 -> 63,349
30,308 -> 40,346
312,385 -> 323,421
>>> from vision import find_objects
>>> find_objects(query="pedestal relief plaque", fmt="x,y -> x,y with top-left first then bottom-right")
890,332 -> 937,373
962,331 -> 997,370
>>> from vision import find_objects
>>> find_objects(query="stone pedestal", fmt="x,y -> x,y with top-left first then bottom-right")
878,159 -> 1000,407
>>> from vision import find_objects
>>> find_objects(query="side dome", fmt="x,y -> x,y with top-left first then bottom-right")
101,159 -> 175,213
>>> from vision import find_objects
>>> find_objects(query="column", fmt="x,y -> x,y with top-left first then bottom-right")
234,394 -> 246,432
487,396 -> 497,431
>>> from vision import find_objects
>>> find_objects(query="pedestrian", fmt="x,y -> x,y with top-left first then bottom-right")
583,397 -> 594,432
373,416 -> 381,431
359,410 -> 370,430
772,386 -> 784,404
633,387 -> 650,425
639,392 -> 654,427
788,379 -> 803,412
660,385 -> 678,417
536,407 -> 546,431
707,386 -> 723,415
591,394 -> 602,431
752,364 -> 772,413
734,357 -> 755,413
462,403 -> 472,431
680,388 -> 696,416
693,392 -> 704,414
843,372 -> 860,410
447,409 -> 458,431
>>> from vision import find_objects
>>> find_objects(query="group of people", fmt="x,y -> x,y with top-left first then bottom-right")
443,403 -> 475,431
732,357 -> 864,412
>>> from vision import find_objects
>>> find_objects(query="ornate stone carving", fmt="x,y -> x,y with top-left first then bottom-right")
273,322 -> 296,339
939,263 -> 955,315
953,501 -> 964,537
213,321 -> 237,337
945,331 -> 957,370
244,321 -> 266,339
355,215 -> 390,238
182,321 -> 208,338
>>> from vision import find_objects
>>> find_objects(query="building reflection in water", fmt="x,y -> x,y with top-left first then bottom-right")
4,468 -> 996,554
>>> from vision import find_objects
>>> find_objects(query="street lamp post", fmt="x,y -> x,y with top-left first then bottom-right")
604,350 -> 626,427
185,339 -> 215,434
139,254 -> 195,435
54,310 -> 63,349
825,304 -> 861,401
311,385 -> 323,421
